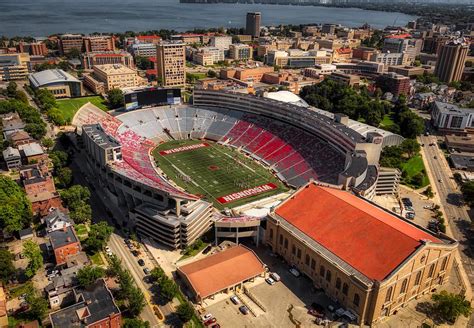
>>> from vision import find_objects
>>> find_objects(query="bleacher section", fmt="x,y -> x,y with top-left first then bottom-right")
113,106 -> 346,188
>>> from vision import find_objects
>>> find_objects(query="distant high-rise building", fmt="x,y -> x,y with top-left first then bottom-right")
321,24 -> 337,35
58,34 -> 84,55
246,12 -> 261,38
434,40 -> 469,83
156,42 -> 186,87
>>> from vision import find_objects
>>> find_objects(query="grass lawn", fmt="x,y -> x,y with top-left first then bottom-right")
90,252 -> 104,266
401,154 -> 430,189
9,282 -> 34,298
153,140 -> 287,209
379,114 -> 395,130
180,242 -> 208,260
56,96 -> 108,122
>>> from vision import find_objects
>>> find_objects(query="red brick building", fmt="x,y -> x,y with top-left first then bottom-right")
376,72 -> 411,96
49,226 -> 81,265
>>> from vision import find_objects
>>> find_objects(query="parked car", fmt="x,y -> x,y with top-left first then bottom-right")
230,296 -> 240,305
132,250 -> 140,257
204,318 -> 217,326
211,325 -> 220,328
265,277 -> 275,285
201,313 -> 213,321
270,272 -> 281,282
138,259 -> 145,266
143,268 -> 151,275
307,309 -> 324,318
202,245 -> 212,255
239,305 -> 249,315
289,268 -> 301,277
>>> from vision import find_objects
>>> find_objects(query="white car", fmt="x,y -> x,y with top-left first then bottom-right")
265,277 -> 275,285
289,268 -> 301,277
105,246 -> 111,252
201,313 -> 213,321
230,296 -> 240,305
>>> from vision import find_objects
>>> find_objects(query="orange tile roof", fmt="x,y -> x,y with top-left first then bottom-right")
274,184 -> 442,281
386,33 -> 412,39
178,245 -> 265,299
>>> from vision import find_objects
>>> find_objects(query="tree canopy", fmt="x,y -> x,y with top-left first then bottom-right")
77,265 -> 106,288
107,89 -> 124,109
26,292 -> 49,321
60,185 -> 92,223
0,176 -> 32,233
432,291 -> 472,323
0,249 -> 15,283
85,222 -> 114,253
123,318 -> 150,328
461,181 -> 474,206
23,240 -> 43,279
176,302 -> 195,323
0,100 -> 46,139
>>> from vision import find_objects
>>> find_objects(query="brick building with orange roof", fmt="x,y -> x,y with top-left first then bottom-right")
266,182 -> 458,325
177,244 -> 265,303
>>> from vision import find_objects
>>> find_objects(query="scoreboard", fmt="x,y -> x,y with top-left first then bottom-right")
124,88 -> 181,110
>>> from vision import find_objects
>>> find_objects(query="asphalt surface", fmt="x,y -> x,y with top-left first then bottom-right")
419,135 -> 474,288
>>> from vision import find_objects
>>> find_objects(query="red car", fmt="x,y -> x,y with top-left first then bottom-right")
204,318 -> 217,326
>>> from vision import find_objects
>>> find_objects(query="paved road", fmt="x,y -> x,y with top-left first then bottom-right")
108,233 -> 163,327
419,135 -> 474,288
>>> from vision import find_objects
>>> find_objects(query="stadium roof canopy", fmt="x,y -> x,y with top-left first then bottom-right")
29,69 -> 80,88
178,245 -> 265,299
274,183 -> 443,281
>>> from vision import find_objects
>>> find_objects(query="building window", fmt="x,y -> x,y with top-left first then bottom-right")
400,279 -> 408,294
297,248 -> 301,259
269,229 -> 273,240
279,235 -> 283,245
311,259 -> 316,270
320,266 -> 325,277
326,270 -> 331,282
336,278 -> 341,290
284,238 -> 288,249
428,264 -> 435,278
385,286 -> 393,302
305,254 -> 310,266
292,245 -> 296,255
441,257 -> 448,271
353,293 -> 360,307
414,271 -> 422,286
342,283 -> 348,296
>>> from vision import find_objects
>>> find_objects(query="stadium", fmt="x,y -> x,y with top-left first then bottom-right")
74,89 -> 396,249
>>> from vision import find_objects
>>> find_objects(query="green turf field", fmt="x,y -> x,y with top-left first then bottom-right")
56,96 -> 108,121
153,140 -> 288,209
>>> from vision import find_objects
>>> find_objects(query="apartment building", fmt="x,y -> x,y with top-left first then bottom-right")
210,36 -> 233,51
0,53 -> 31,81
370,52 -> 408,67
435,39 -> 469,83
229,44 -> 253,61
192,47 -> 224,66
246,12 -> 261,37
58,34 -> 84,55
83,36 -> 115,53
156,42 -> 186,87
383,37 -> 422,62
82,51 -> 134,69
83,64 -> 143,93
18,41 -> 48,56
376,72 -> 411,96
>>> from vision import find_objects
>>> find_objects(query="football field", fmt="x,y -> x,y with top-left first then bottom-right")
152,140 -> 287,209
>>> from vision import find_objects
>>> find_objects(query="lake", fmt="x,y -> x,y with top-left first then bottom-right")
0,0 -> 416,36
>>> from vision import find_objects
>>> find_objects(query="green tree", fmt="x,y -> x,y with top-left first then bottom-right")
118,269 -> 134,300
35,89 -> 57,111
411,172 -> 425,187
57,167 -> 73,188
0,249 -> 15,283
70,203 -> 92,224
66,48 -> 81,59
6,81 -> 17,98
85,222 -> 114,253
150,267 -> 166,283
61,184 -> 90,207
399,111 -> 425,138
47,108 -> 67,126
207,69 -> 217,78
176,302 -> 195,323
15,90 -> 29,104
400,139 -> 421,158
41,137 -> 54,150
461,181 -> 474,206
424,186 -> 434,199
107,89 -> 124,109
123,318 -> 150,328
77,265 -> 105,288
107,254 -> 122,277
128,286 -> 146,317
159,278 -> 178,301
23,240 -> 43,278
135,56 -> 152,70
0,176 -> 32,233
50,150 -> 69,169
432,291 -> 471,323
26,293 -> 49,321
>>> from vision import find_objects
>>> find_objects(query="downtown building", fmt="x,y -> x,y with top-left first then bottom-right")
266,182 -> 458,325
83,64 -> 144,94
434,39 -> 469,83
246,12 -> 261,38
156,41 -> 186,87
0,53 -> 31,81
81,51 -> 134,69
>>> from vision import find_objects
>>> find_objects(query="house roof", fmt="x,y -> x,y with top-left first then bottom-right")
274,183 -> 443,281
18,142 -> 44,157
178,245 -> 265,299
49,226 -> 79,249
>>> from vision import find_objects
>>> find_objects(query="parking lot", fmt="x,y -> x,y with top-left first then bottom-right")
203,246 -> 343,328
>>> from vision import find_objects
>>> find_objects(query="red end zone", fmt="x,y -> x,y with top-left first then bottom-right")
217,183 -> 278,204
159,143 -> 209,155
